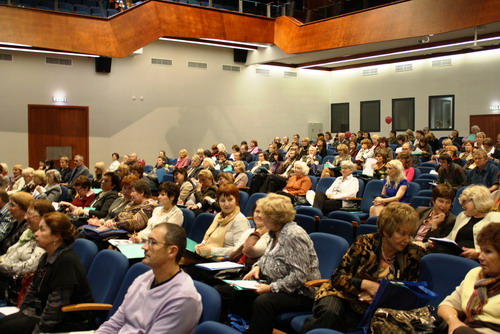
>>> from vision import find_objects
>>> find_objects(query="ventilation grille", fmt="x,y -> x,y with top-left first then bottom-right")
151,58 -> 172,66
284,71 -> 297,78
0,53 -> 13,61
362,68 -> 378,76
188,61 -> 207,69
46,57 -> 72,66
395,64 -> 413,72
255,68 -> 270,76
222,65 -> 241,72
432,59 -> 452,67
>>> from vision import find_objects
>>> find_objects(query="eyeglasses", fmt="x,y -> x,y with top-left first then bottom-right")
145,238 -> 168,247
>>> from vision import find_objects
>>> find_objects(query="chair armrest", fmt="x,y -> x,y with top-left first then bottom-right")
345,197 -> 362,201
62,303 -> 113,312
238,186 -> 250,190
304,279 -> 329,287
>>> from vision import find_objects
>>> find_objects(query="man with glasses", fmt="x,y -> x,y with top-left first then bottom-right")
467,149 -> 499,193
96,223 -> 202,334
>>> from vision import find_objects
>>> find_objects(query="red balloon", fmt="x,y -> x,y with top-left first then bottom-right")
345,131 -> 351,139
385,116 -> 392,124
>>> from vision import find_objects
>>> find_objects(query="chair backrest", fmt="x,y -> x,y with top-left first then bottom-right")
86,249 -> 129,304
364,216 -> 378,226
406,182 -> 421,203
410,196 -> 432,208
180,208 -> 196,236
108,262 -> 150,318
316,177 -> 335,193
242,193 -> 267,217
412,167 -> 421,181
308,175 -> 318,190
417,189 -> 433,197
360,179 -> 385,213
144,165 -> 154,173
295,206 -> 323,219
194,281 -> 222,323
194,321 -> 241,334
327,211 -> 361,224
309,232 -> 349,279
70,238 -> 98,273
416,166 -> 435,174
322,155 -> 336,164
238,191 -> 249,214
294,213 -> 317,234
247,161 -> 256,171
318,218 -> 354,245
413,178 -> 433,191
356,224 -> 378,236
188,213 -> 216,243
420,162 -> 438,168
156,167 -> 166,184
418,253 -> 479,307
415,173 -> 438,181
244,171 -> 253,188
356,177 -> 365,197
451,186 -> 466,216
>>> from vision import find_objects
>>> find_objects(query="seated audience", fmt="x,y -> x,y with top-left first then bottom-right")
0,189 -> 11,242
243,194 -> 320,334
438,223 -> 500,334
313,161 -> 359,215
31,170 -> 47,199
0,192 -> 33,255
174,149 -> 190,169
354,139 -> 374,169
449,129 -> 462,148
67,155 -> 91,188
444,184 -> 500,259
0,212 -> 93,333
19,168 -> 35,193
233,161 -> 249,188
484,137 -> 500,161
414,183 -> 456,243
88,174 -> 137,226
7,164 -> 24,194
0,200 -> 55,301
116,163 -> 130,180
131,182 -> 183,243
427,132 -> 440,154
467,149 -> 499,192
218,172 -> 235,186
259,149 -> 298,193
397,151 -> 415,182
201,157 -> 217,181
70,172 -> 120,220
301,146 -> 321,175
194,184 -> 250,257
92,161 -> 106,188
99,179 -> 157,232
316,138 -> 328,159
438,153 -> 467,190
186,170 -> 218,215
108,152 -> 120,172
369,159 -> 409,217
96,223 -> 202,334
414,136 -> 432,162
173,168 -> 194,205
474,132 -> 486,149
248,139 -> 260,155
187,155 -> 203,181
215,151 -> 232,172
301,202 -> 426,333
36,169 -> 62,203
276,161 -> 312,204
60,175 -> 95,210
375,137 -> 394,160
372,151 -> 388,179
250,152 -> 270,174
144,156 -> 166,187
460,141 -> 476,169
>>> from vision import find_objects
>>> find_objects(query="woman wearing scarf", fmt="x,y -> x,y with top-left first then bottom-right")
438,223 -> 500,334
195,184 -> 250,257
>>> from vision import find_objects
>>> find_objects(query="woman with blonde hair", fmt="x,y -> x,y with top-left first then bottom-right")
92,161 -> 106,188
244,194 -> 320,334
218,172 -> 235,186
443,184 -> 500,259
233,161 -> 249,187
369,159 -> 409,217
175,149 -> 190,169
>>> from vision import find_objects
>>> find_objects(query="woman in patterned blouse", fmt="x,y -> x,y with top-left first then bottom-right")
243,193 -> 320,334
301,202 -> 426,333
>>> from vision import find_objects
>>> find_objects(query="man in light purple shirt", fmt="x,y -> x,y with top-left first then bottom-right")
96,223 -> 202,334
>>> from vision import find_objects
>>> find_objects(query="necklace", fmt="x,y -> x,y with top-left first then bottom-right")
381,247 -> 396,264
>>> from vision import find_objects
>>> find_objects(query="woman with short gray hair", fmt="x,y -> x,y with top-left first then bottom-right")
313,160 -> 359,215
36,169 -> 62,203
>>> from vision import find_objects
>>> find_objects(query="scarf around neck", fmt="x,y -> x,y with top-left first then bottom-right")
465,270 -> 500,322
203,207 -> 241,248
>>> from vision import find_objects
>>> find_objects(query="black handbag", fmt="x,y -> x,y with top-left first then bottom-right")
370,305 -> 436,334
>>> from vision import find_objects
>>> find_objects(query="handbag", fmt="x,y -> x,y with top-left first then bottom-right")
370,305 -> 436,334
359,279 -> 438,333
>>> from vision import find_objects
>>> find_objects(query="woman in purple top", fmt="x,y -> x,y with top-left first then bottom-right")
369,159 -> 409,217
